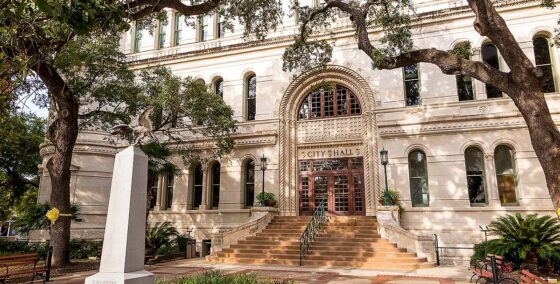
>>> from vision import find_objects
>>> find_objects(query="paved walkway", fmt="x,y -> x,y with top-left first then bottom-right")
45,259 -> 473,284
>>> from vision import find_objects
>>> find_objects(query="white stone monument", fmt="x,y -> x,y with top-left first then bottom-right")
85,146 -> 154,284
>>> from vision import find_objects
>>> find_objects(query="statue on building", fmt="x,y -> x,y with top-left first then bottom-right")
109,106 -> 156,145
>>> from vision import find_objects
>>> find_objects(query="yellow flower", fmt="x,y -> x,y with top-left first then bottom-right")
557,207 -> 560,217
46,208 -> 60,225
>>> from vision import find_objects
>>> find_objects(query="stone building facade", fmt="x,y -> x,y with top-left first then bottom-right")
38,0 -> 559,263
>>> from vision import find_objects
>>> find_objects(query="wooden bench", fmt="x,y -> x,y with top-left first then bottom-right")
520,270 -> 549,284
0,253 -> 49,283
470,254 -> 519,283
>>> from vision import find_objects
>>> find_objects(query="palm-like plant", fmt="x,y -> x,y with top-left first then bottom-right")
486,213 -> 560,271
145,221 -> 179,255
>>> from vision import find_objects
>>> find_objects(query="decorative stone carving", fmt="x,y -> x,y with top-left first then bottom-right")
278,65 -> 380,217
297,117 -> 362,143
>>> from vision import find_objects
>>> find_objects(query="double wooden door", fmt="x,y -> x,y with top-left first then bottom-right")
299,158 -> 365,216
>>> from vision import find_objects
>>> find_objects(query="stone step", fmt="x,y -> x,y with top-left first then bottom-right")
208,257 -> 435,270
215,252 -> 425,263
220,248 -> 416,257
312,237 -> 388,243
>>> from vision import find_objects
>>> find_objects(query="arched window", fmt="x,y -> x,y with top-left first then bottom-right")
408,150 -> 429,207
246,75 -> 257,121
482,43 -> 503,98
454,42 -> 474,101
464,146 -> 487,205
214,78 -> 224,98
211,162 -> 221,208
404,64 -> 421,106
192,163 -> 203,209
494,145 -> 518,205
244,160 -> 255,207
298,85 -> 361,120
533,36 -> 556,93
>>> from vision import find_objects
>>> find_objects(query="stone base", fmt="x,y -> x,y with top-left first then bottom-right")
85,270 -> 154,284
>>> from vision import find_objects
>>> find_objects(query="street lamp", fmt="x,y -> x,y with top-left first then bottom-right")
380,148 -> 393,206
260,154 -> 268,207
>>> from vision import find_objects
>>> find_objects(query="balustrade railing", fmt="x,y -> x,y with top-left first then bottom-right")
299,198 -> 328,266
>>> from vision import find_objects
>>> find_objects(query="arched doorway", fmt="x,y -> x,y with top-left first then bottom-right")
278,66 -> 379,216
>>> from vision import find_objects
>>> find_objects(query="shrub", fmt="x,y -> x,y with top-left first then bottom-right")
256,192 -> 275,203
482,213 -> 560,271
378,189 -> 400,206
69,239 -> 102,259
156,270 -> 294,284
0,239 -> 49,259
176,233 -> 194,252
146,222 -> 179,255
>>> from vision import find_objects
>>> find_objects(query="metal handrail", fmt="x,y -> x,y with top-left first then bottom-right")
299,198 -> 328,266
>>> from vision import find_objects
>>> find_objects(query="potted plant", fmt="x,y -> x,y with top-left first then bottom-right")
378,189 -> 400,206
256,192 -> 277,207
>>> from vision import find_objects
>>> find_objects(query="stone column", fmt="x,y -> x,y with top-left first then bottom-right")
485,154 -> 499,206
200,167 -> 210,210
85,146 -> 154,284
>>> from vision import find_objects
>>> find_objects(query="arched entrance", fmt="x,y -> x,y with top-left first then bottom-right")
278,66 -> 380,216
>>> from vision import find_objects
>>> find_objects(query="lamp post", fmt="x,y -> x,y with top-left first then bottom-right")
260,154 -> 268,207
380,148 -> 393,206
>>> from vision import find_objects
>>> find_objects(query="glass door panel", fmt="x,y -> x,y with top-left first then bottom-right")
333,175 -> 349,212
313,176 -> 328,208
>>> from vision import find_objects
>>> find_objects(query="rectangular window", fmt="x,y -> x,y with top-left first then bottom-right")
174,13 -> 184,46
199,15 -> 210,42
158,18 -> 167,49
217,15 -> 226,38
133,22 -> 142,53
457,75 -> 474,101
165,175 -> 174,210
404,64 -> 421,106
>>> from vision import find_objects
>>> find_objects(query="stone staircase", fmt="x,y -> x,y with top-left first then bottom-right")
207,215 -> 435,269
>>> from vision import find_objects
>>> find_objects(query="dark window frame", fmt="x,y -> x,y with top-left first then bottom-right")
481,43 -> 503,98
297,85 -> 361,121
464,146 -> 488,206
246,75 -> 257,121
403,64 -> 421,106
533,35 -> 557,93
408,149 -> 429,207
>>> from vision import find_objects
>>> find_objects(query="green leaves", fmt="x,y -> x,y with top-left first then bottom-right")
483,213 -> 560,264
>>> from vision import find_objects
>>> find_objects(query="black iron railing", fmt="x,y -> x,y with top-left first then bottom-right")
299,198 -> 328,266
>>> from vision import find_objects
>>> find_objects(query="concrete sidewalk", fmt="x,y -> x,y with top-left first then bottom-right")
45,258 -> 473,284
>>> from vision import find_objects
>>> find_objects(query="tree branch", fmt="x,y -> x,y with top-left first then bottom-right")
125,0 -> 221,20
466,0 -> 537,82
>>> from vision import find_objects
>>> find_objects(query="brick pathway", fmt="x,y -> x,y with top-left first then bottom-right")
38,259 -> 469,284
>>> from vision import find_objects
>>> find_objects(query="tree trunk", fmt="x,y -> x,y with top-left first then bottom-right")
511,89 -> 560,209
33,62 -> 79,267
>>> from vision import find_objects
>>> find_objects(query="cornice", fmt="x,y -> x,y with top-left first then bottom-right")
127,0 -> 543,67
379,116 -> 528,137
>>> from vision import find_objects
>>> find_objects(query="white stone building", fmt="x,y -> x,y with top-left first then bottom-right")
37,0 -> 559,264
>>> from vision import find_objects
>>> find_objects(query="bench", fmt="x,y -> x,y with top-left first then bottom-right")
520,270 -> 549,284
0,253 -> 49,283
470,254 -> 518,283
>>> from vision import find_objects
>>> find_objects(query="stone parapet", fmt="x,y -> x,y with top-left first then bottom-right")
377,206 -> 436,262
208,207 -> 278,256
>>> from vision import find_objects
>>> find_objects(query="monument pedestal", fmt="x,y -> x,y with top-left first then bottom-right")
85,271 -> 154,284
85,147 -> 154,284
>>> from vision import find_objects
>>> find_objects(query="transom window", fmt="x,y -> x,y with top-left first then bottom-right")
298,85 -> 361,120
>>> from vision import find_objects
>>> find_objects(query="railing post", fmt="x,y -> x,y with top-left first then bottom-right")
46,246 -> 53,282
490,255 -> 499,284
434,234 -> 440,266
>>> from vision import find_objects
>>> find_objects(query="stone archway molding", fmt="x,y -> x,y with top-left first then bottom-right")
278,65 -> 380,216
